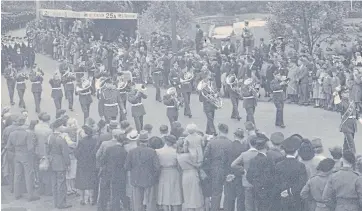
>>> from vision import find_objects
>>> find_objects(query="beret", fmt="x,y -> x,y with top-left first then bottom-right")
316,158 -> 335,172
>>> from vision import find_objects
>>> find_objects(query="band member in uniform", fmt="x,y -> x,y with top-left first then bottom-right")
13,48 -> 24,71
242,78 -> 259,126
152,60 -> 163,102
180,67 -> 193,118
4,62 -> 17,105
117,74 -> 131,122
226,73 -> 242,121
128,83 -> 147,133
29,65 -> 44,113
50,72 -> 64,114
163,87 -> 179,126
335,86 -> 359,153
98,78 -> 125,123
76,77 -> 93,124
270,72 -> 287,128
16,70 -> 28,109
197,75 -> 222,136
61,70 -> 76,111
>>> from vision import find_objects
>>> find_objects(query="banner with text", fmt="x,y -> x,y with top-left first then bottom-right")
40,9 -> 138,20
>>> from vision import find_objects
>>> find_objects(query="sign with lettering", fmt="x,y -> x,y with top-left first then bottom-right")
40,9 -> 138,20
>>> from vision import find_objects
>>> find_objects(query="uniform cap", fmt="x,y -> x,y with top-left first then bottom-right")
218,123 -> 229,134
282,134 -> 303,152
234,128 -> 244,138
270,132 -> 284,145
316,158 -> 335,172
138,130 -> 149,143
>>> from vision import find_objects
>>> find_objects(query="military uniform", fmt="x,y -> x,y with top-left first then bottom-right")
4,65 -> 17,105
180,72 -> 193,117
322,167 -> 362,211
338,97 -> 358,153
128,89 -> 147,133
199,91 -> 217,135
49,78 -> 63,112
152,65 -> 163,102
15,72 -> 28,109
76,83 -> 93,124
270,78 -> 286,127
98,84 -> 124,123
163,93 -> 179,126
29,69 -> 44,113
242,85 -> 257,125
228,84 -> 241,120
61,72 -> 76,111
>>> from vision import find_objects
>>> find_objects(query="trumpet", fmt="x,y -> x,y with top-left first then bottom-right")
244,78 -> 260,98
225,73 -> 243,96
166,87 -> 181,107
197,80 -> 222,109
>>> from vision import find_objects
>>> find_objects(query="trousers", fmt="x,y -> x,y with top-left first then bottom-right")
274,100 -> 284,126
224,179 -> 245,211
245,107 -> 256,125
53,97 -> 63,111
134,116 -> 144,133
97,177 -> 127,211
33,92 -> 42,113
182,92 -> 192,116
65,90 -> 74,109
14,159 -> 35,198
51,171 -> 67,208
17,88 -> 26,108
132,186 -> 157,211
230,96 -> 240,119
7,79 -> 15,103
205,110 -> 216,135
343,132 -> 355,153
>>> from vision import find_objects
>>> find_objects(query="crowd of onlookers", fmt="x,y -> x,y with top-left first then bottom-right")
1,12 -> 35,34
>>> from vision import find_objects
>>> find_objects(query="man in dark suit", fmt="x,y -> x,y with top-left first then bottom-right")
274,134 -> 307,211
204,124 -> 233,211
124,131 -> 161,211
270,71 -> 287,128
96,129 -> 128,211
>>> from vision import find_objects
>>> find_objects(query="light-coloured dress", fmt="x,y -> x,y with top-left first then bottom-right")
176,153 -> 204,210
156,146 -> 183,206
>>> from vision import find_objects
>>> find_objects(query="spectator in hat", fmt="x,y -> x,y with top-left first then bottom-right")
34,112 -> 53,195
311,138 -> 326,162
224,128 -> 249,211
47,117 -> 72,209
155,135 -> 183,211
267,132 -> 285,164
204,123 -> 233,211
298,139 -> 320,178
329,146 -> 343,172
125,130 -> 161,211
120,120 -> 133,135
159,124 -> 169,143
300,158 -> 336,211
96,129 -> 129,211
148,136 -> 164,150
323,151 -> 362,211
246,133 -> 277,211
144,124 -> 153,136
274,134 -> 307,211
74,124 -> 98,205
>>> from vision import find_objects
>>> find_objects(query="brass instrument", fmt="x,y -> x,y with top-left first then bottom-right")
135,84 -> 147,93
181,70 -> 194,84
226,73 -> 243,96
62,70 -> 75,78
197,80 -> 222,109
117,75 -> 128,91
339,100 -> 355,132
244,78 -> 260,98
77,76 -> 91,93
166,87 -> 181,107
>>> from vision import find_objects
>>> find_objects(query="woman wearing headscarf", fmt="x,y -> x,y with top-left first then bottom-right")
156,135 -> 183,211
176,139 -> 204,211
74,123 -> 98,205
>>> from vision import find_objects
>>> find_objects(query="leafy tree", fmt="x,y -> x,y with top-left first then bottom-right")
267,1 -> 346,55
138,2 -> 194,39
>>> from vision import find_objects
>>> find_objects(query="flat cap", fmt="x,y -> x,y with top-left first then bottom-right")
316,158 -> 335,172
282,134 -> 303,152
270,132 -> 284,145
51,117 -> 65,129
234,128 -> 244,138
38,112 -> 50,122
159,125 -> 169,133
218,123 -> 229,134
138,130 -> 149,143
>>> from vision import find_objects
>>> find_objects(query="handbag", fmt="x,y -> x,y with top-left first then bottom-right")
39,135 -> 52,171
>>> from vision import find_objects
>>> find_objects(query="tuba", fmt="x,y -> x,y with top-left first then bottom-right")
197,80 -> 222,109
117,76 -> 128,91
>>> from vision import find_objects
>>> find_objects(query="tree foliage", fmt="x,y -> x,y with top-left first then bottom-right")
267,2 -> 346,55
138,2 -> 194,39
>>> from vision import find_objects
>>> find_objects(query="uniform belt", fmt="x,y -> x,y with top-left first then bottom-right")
32,81 -> 41,84
315,202 -> 327,208
79,91 -> 91,95
52,87 -> 62,90
131,103 -> 142,107
153,71 -> 161,74
167,105 -> 176,108
119,91 -> 127,94
243,96 -> 254,99
66,82 -> 73,84
348,116 -> 356,119
273,90 -> 283,93
16,81 -> 25,84
104,103 -> 118,107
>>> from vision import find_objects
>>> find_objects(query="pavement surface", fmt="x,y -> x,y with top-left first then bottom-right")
1,29 -> 361,211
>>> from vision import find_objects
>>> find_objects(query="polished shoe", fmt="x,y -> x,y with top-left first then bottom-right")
28,196 -> 40,202
276,124 -> 286,128
58,205 -> 72,209
237,117 -> 242,121
11,101 -> 15,106
15,195 -> 22,200
188,114 -> 192,118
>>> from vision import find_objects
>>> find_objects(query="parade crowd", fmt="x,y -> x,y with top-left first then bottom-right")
1,17 -> 362,211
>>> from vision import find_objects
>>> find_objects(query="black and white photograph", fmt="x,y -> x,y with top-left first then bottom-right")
1,1 -> 362,211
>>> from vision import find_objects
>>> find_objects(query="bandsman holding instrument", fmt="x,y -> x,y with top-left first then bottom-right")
117,74 -> 130,122
61,69 -> 76,111
128,83 -> 148,133
152,59 -> 163,102
4,62 -> 17,105
29,65 -> 44,113
50,72 -> 64,114
242,78 -> 259,126
270,72 -> 288,128
76,76 -> 93,124
163,87 -> 179,126
180,67 -> 194,118
226,73 -> 242,121
16,69 -> 28,109
197,74 -> 222,136
98,77 -> 125,123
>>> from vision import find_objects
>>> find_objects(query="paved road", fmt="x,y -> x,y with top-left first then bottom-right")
2,29 -> 361,211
